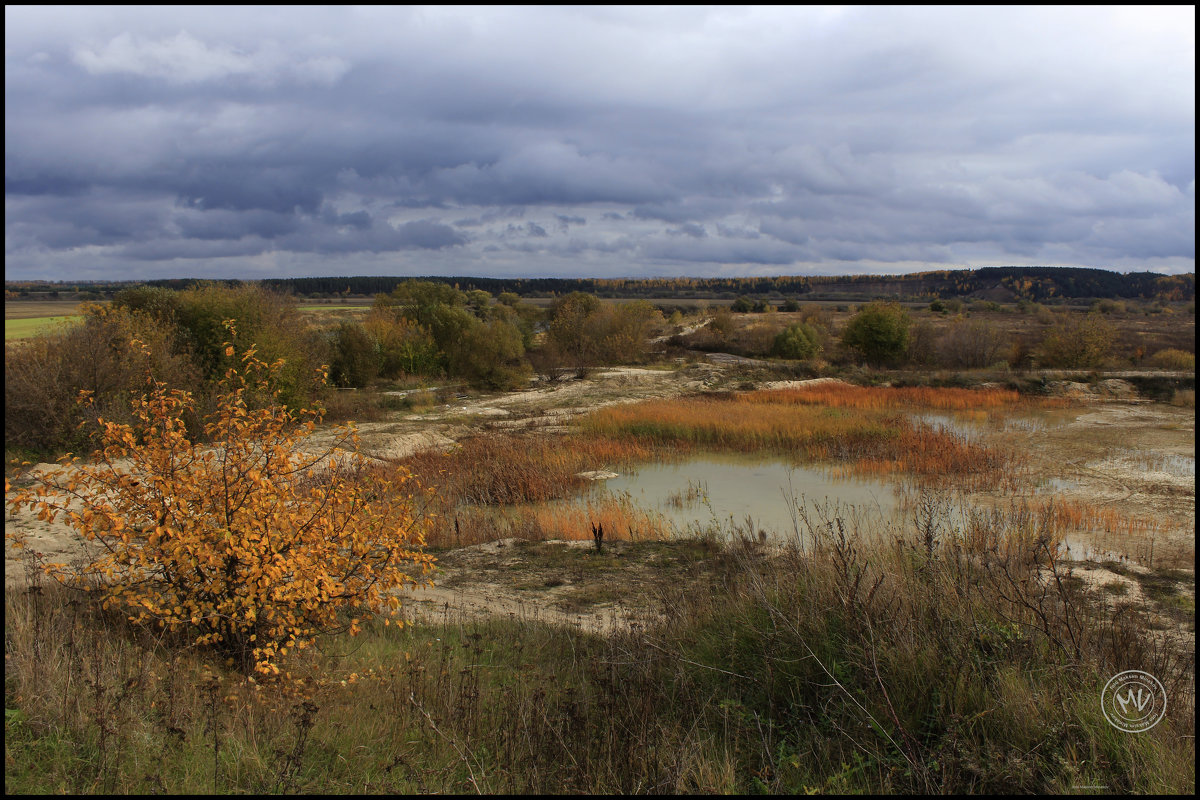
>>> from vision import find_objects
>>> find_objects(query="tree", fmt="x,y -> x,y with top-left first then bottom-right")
363,313 -> 441,379
546,292 -> 604,376
172,283 -> 324,410
544,293 -> 660,375
841,302 -> 911,366
6,331 -> 435,675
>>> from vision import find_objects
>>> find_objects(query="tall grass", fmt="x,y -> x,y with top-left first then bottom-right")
401,433 -> 656,506
6,499 -> 1194,793
740,383 -> 1069,411
421,493 -> 674,548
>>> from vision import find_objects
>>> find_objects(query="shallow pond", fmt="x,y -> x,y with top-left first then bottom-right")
586,454 -> 900,538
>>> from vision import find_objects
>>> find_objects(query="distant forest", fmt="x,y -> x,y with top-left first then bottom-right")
7,266 -> 1194,303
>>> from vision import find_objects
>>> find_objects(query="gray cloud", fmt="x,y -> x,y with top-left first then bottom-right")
4,5 -> 1194,280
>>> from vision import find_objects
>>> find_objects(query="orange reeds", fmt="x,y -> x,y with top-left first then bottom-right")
1032,497 -> 1164,539
827,425 -> 1021,491
581,397 -> 901,453
581,390 -> 1029,490
527,494 -> 673,542
739,383 -> 1071,412
421,494 -> 673,548
401,433 -> 656,506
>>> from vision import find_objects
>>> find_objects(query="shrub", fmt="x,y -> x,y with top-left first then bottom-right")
938,317 -> 1009,368
449,318 -> 533,390
772,323 -> 822,360
6,333 -> 435,675
1147,348 -> 1195,370
4,304 -> 198,455
328,320 -> 380,388
1037,312 -> 1117,368
841,302 -> 911,366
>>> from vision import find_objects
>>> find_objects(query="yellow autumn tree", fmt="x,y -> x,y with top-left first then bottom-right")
6,327 -> 435,675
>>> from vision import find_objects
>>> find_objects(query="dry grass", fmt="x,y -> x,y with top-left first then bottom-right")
7,497 -> 1193,794
739,383 -> 1070,412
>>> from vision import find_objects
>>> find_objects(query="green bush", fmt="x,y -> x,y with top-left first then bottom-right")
449,318 -> 532,390
841,302 -> 911,366
173,283 -> 326,409
771,323 -> 822,360
328,320 -> 379,388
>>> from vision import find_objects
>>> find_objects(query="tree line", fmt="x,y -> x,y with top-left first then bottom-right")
8,266 -> 1193,303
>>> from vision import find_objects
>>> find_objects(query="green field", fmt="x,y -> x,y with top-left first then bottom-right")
5,315 -> 81,341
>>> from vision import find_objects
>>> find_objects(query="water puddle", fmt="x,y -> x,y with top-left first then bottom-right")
1002,416 -> 1047,434
1038,477 -> 1081,493
586,454 -> 900,538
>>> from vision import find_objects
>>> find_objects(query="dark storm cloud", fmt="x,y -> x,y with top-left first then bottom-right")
4,5 -> 1194,280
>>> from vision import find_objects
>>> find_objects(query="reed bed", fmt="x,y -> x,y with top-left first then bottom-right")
740,383 -> 1071,412
581,390 -> 1027,490
581,397 -> 903,453
1034,496 -> 1166,539
421,493 -> 673,549
400,433 -> 657,506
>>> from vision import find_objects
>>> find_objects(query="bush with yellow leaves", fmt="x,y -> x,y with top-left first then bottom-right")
6,328 -> 435,675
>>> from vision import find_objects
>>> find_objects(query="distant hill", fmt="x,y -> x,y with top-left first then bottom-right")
7,267 -> 1194,303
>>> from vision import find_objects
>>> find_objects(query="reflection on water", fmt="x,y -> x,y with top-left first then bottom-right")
586,454 -> 900,538
909,413 -> 983,441
1039,477 -> 1080,493
1002,416 -> 1046,433
1130,452 -> 1195,478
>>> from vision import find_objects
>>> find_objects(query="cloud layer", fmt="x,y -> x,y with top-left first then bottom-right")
5,6 -> 1194,280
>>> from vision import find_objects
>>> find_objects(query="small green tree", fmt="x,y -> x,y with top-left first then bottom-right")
547,292 -> 604,376
364,313 -> 441,379
841,302 -> 911,366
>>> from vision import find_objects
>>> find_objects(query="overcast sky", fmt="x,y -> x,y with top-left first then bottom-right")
5,5 -> 1195,282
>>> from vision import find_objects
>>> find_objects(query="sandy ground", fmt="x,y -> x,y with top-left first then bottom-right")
6,365 -> 1195,633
